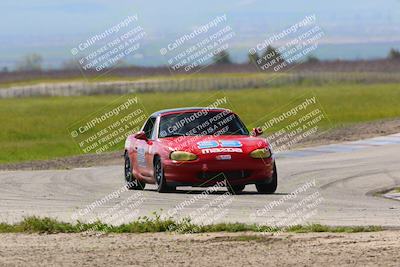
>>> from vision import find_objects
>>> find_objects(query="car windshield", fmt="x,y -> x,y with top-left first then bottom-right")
159,110 -> 249,138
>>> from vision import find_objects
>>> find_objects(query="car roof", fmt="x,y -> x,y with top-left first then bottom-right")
150,107 -> 232,117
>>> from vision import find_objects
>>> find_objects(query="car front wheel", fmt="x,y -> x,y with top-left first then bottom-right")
256,162 -> 277,194
154,157 -> 175,193
124,152 -> 145,190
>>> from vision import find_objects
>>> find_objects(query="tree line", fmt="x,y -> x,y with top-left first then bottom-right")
3,47 -> 400,72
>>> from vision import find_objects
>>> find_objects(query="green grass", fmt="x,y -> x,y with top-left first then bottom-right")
0,82 -> 400,163
0,216 -> 382,234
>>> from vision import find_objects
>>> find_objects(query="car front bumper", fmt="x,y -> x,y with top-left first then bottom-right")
163,157 -> 274,186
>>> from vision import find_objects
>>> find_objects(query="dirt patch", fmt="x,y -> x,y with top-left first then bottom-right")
383,188 -> 400,202
0,151 -> 123,171
0,231 -> 399,266
1,118 -> 399,171
298,118 -> 400,147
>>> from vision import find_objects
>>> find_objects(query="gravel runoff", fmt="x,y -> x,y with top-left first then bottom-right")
0,231 -> 399,267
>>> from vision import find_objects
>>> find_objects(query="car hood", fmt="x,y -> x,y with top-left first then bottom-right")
159,135 -> 269,154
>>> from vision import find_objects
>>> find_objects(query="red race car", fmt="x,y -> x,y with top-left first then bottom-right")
124,107 -> 277,194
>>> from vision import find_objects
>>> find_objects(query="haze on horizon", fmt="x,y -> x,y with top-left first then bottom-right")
0,0 -> 399,69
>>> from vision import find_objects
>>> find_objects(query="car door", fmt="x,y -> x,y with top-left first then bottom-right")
136,116 -> 156,177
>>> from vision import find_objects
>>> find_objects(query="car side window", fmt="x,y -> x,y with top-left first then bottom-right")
151,117 -> 159,140
142,117 -> 156,140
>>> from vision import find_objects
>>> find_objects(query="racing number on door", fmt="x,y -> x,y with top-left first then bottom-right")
137,146 -> 146,167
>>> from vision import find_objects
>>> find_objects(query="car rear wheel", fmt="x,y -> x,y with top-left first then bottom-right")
256,162 -> 277,194
227,184 -> 245,194
124,152 -> 145,190
154,157 -> 175,193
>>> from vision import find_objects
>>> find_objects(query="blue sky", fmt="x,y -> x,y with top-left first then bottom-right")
0,0 -> 399,68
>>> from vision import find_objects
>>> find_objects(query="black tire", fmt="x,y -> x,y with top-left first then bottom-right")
227,184 -> 245,194
124,152 -> 145,190
154,157 -> 175,193
256,162 -> 277,194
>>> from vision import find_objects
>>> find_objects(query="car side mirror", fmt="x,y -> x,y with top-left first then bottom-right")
251,127 -> 263,137
135,131 -> 148,141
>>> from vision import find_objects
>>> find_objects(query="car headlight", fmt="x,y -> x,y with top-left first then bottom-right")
250,148 -> 271,159
170,151 -> 198,161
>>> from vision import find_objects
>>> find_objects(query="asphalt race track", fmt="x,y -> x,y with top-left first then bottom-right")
1,134 -> 400,227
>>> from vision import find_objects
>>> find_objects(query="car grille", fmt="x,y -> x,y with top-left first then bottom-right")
198,170 -> 251,180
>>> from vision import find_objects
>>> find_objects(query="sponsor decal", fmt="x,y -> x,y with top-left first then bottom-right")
220,140 -> 242,147
197,140 -> 242,149
216,154 -> 232,160
197,140 -> 219,149
202,148 -> 243,154
125,139 -> 131,149
137,147 -> 146,166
